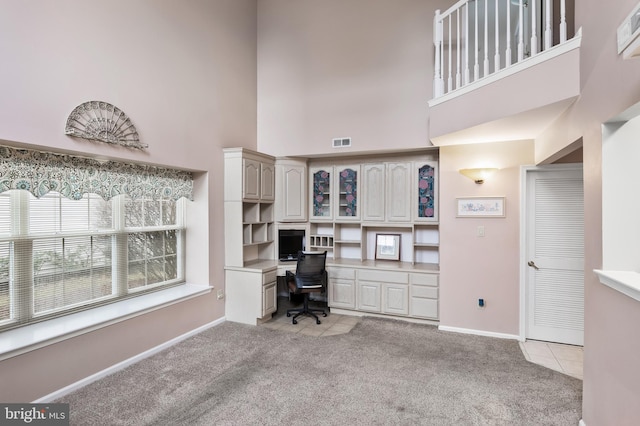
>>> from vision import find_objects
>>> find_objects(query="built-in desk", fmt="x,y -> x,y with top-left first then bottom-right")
225,258 -> 439,325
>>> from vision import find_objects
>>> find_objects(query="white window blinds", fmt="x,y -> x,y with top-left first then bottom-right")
0,146 -> 191,331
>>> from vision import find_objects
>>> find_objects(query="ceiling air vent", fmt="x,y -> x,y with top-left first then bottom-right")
332,137 -> 352,148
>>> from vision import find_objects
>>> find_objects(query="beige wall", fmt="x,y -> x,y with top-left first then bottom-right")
0,0 -> 257,402
257,0 -> 451,157
439,141 -> 534,335
536,0 -> 640,424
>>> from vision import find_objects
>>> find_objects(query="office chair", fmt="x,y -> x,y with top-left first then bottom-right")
286,251 -> 328,324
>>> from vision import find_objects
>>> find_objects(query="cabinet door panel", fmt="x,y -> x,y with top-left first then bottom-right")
330,278 -> 356,309
243,159 -> 261,200
263,282 -> 277,316
261,163 -> 275,201
310,167 -> 333,220
363,164 -> 385,221
386,162 -> 411,222
357,280 -> 381,312
410,297 -> 438,319
280,164 -> 306,221
414,161 -> 438,222
335,165 -> 360,220
384,284 -> 409,315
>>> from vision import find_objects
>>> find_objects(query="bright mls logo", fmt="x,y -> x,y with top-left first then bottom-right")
1,404 -> 69,425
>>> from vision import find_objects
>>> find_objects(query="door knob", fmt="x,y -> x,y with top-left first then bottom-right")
527,261 -> 539,270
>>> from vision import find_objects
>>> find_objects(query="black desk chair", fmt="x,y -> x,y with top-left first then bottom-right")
286,251 -> 328,325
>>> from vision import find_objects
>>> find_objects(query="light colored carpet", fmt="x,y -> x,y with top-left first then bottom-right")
58,317 -> 582,425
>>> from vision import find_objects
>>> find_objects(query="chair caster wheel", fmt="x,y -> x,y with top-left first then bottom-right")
316,319 -> 321,324
323,313 -> 328,317
293,319 -> 297,324
286,313 -> 291,317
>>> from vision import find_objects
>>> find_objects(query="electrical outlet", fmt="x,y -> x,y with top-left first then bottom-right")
477,226 -> 485,237
478,298 -> 485,308
217,289 -> 224,300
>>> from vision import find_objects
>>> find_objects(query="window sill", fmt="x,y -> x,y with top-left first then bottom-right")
0,283 -> 212,361
594,270 -> 640,302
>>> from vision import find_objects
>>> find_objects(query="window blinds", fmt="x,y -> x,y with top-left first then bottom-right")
0,146 -> 190,331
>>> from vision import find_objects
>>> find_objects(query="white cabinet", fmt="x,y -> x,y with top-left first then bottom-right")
225,267 -> 277,325
328,267 -> 356,309
329,266 -> 437,321
241,156 -> 274,201
359,269 -> 409,315
309,164 -> 361,221
224,148 -> 276,267
275,159 -> 307,222
409,273 -> 438,319
362,162 -> 411,223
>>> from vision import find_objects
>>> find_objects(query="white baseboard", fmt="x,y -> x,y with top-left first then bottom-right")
33,317 -> 226,403
438,325 -> 520,341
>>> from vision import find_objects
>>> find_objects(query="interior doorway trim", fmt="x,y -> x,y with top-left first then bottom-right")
518,163 -> 584,341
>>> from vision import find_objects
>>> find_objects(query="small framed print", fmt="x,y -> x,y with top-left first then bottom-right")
456,197 -> 505,218
375,233 -> 401,261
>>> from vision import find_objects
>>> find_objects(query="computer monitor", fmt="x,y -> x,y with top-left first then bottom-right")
278,229 -> 305,261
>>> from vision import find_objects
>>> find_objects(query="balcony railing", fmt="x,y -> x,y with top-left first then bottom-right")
433,0 -> 573,99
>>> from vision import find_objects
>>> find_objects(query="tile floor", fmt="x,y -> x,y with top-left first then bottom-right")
519,339 -> 583,380
262,298 -> 583,380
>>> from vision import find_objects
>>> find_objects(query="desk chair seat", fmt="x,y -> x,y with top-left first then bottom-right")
285,251 -> 328,325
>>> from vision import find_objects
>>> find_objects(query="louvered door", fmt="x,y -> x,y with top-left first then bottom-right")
526,167 -> 584,345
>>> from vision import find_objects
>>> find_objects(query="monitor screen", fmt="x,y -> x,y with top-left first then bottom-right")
279,229 -> 305,261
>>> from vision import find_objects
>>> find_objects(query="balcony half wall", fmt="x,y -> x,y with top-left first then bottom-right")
428,32 -> 581,146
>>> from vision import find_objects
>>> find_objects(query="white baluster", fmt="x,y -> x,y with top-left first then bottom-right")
433,10 -> 443,97
544,0 -> 552,49
506,0 -> 512,66
464,2 -> 470,84
518,0 -> 524,61
494,0 -> 501,72
531,0 -> 539,55
456,8 -> 462,89
474,0 -> 480,80
560,0 -> 567,42
484,0 -> 490,76
448,15 -> 453,92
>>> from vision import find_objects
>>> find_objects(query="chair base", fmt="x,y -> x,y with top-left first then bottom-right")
286,295 -> 328,324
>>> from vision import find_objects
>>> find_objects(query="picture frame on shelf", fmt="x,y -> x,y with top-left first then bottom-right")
456,196 -> 505,218
375,233 -> 401,261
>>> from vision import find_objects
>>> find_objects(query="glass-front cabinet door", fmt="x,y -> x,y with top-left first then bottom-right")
335,165 -> 360,220
310,167 -> 333,220
414,161 -> 438,222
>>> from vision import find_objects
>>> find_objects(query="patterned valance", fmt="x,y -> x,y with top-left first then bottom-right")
0,145 -> 193,201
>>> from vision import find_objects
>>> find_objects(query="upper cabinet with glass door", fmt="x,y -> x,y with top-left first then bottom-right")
310,166 -> 333,220
414,161 -> 438,222
335,165 -> 360,221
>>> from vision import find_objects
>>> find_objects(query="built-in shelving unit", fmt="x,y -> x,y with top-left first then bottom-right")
305,153 -> 440,268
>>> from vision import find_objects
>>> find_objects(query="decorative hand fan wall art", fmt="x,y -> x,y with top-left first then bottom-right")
65,101 -> 148,149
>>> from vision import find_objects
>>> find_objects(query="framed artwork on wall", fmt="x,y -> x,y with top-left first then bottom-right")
375,233 -> 401,260
456,197 -> 505,218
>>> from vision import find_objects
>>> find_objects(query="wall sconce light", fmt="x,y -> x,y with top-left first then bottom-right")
459,168 -> 499,184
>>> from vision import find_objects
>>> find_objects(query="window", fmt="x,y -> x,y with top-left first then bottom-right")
0,190 -> 186,330
0,144 -> 193,332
